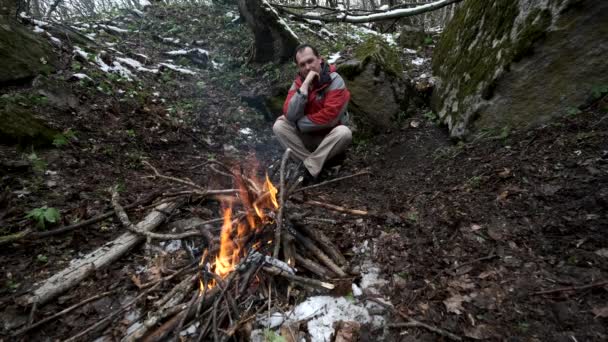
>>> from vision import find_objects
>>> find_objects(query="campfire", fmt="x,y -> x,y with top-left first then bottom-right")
14,149 -> 374,341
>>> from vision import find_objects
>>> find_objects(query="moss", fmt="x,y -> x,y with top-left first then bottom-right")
512,9 -> 552,62
433,0 -> 520,120
0,101 -> 58,147
336,60 -> 364,80
353,36 -> 403,77
0,22 -> 58,84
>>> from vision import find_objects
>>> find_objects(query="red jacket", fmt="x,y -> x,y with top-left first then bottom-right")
282,63 -> 350,126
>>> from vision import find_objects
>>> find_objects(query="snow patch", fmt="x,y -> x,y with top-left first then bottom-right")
33,26 -> 45,33
73,46 -> 89,60
159,63 -> 196,75
327,52 -> 341,64
287,296 -> 372,342
72,73 -> 92,81
99,24 -> 129,34
411,57 -> 427,66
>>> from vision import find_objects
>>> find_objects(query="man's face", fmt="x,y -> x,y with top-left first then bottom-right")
295,47 -> 322,78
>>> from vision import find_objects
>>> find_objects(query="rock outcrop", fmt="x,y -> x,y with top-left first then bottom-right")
338,38 -> 410,133
431,0 -> 608,138
0,20 -> 58,84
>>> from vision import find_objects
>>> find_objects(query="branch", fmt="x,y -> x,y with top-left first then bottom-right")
274,0 -> 462,23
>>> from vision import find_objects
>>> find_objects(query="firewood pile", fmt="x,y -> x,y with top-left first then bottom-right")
12,149 -> 373,341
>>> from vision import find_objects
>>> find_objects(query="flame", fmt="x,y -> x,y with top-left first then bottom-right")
199,163 -> 281,290
265,173 -> 279,209
215,205 -> 235,279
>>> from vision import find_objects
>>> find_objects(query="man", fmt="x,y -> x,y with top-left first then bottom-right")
273,44 -> 352,182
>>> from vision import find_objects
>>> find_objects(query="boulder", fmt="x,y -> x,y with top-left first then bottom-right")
0,99 -> 58,147
337,38 -> 411,133
0,21 -> 58,84
431,0 -> 608,138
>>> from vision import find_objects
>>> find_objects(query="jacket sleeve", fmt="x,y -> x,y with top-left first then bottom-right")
282,81 -> 306,122
306,74 -> 350,126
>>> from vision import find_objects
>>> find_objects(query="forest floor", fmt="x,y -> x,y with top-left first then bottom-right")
1,3 -> 607,341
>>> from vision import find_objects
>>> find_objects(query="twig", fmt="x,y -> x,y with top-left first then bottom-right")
303,200 -> 368,216
293,171 -> 371,194
13,290 -> 117,336
532,279 -> 608,295
293,230 -> 347,277
111,190 -> 209,240
0,191 -> 161,244
274,148 -> 291,259
64,282 -> 162,342
367,297 -> 462,341
263,266 -> 335,290
297,224 -> 346,266
143,161 -> 208,192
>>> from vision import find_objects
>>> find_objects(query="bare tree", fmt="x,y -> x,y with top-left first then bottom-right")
238,0 -> 299,63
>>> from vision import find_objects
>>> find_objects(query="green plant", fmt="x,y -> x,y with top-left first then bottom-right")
26,151 -> 47,173
36,254 -> 48,263
591,84 -> 608,100
53,129 -> 76,147
423,110 -> 438,122
26,206 -> 60,229
424,36 -> 434,45
263,329 -> 286,342
566,106 -> 582,117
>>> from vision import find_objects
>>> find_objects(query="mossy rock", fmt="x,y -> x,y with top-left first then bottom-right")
398,27 -> 428,49
0,101 -> 58,147
337,53 -> 411,134
0,21 -> 58,84
432,0 -> 608,138
352,36 -> 403,78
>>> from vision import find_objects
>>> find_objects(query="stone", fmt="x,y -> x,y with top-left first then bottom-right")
0,20 -> 58,84
431,0 -> 608,138
337,38 -> 411,134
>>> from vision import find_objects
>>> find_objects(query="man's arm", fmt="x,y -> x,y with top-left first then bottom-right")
299,73 -> 350,130
283,71 -> 319,122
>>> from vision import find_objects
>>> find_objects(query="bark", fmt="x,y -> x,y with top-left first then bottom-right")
238,0 -> 299,63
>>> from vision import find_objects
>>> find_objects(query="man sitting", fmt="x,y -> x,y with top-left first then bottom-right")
273,44 -> 352,182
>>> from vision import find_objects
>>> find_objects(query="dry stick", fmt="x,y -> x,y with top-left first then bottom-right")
297,224 -> 347,266
293,171 -> 371,194
532,279 -> 608,295
19,201 -> 180,307
111,190 -> 213,241
295,253 -> 332,279
0,191 -> 162,244
282,231 -> 296,268
366,297 -> 462,341
274,148 -> 291,259
13,290 -> 117,336
293,230 -> 347,277
303,200 -> 368,216
143,161 -> 208,192
263,266 -> 335,290
64,282 -> 162,342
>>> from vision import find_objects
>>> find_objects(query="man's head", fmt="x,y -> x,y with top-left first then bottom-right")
294,44 -> 322,78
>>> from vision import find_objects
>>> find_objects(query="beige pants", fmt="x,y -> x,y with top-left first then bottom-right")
273,116 -> 352,177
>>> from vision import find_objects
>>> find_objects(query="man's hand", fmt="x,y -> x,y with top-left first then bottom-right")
299,71 -> 319,95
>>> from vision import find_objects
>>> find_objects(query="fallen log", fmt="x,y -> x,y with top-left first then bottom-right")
17,201 -> 181,307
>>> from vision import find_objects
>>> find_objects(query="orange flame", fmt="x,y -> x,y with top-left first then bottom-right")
199,164 -> 281,290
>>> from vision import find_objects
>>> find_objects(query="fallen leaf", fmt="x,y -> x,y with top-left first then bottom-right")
410,120 -> 420,128
498,168 -> 511,178
464,324 -> 498,339
497,190 -> 509,201
595,248 -> 608,258
470,224 -> 483,231
592,305 -> 608,318
478,270 -> 498,280
443,294 -> 471,315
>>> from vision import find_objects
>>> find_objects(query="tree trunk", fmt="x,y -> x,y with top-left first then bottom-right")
238,0 -> 299,64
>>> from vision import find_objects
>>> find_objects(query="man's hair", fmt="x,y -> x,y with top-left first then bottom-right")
294,44 -> 320,63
